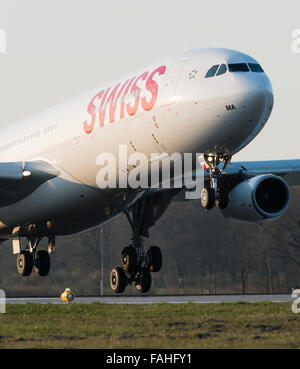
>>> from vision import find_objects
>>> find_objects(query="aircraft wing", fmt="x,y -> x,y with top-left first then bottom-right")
224,159 -> 300,185
0,161 -> 60,207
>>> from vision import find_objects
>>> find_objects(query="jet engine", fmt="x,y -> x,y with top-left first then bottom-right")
221,174 -> 290,223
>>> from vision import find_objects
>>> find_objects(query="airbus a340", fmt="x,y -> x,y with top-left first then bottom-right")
0,48 -> 298,293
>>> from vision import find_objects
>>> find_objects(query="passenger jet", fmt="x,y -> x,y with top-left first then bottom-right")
0,48 -> 299,293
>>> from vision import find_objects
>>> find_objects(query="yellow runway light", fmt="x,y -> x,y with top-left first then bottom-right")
60,288 -> 75,303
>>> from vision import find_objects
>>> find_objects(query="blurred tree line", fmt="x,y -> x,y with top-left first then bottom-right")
1,187 -> 300,296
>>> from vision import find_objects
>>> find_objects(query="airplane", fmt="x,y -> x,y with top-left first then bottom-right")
0,47 -> 299,294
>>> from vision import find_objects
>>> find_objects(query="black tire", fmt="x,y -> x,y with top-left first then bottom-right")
200,187 -> 215,209
17,251 -> 33,277
110,267 -> 127,293
34,250 -> 50,276
121,245 -> 137,273
136,267 -> 152,293
147,246 -> 162,272
215,189 -> 229,209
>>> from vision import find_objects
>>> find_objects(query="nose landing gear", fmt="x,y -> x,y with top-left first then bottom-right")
199,153 -> 232,210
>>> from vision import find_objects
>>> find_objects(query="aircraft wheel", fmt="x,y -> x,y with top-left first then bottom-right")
17,251 -> 33,276
110,267 -> 127,293
215,189 -> 229,209
136,267 -> 152,293
121,245 -> 137,273
200,187 -> 215,209
147,246 -> 162,272
34,250 -> 50,276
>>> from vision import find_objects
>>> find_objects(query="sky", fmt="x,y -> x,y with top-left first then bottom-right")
0,0 -> 299,161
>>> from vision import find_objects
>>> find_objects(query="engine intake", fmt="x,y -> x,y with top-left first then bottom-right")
221,174 -> 290,223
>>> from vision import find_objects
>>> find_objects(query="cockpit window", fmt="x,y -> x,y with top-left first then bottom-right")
204,62 -> 263,78
205,65 -> 219,78
228,63 -> 249,72
216,64 -> 227,76
248,63 -> 264,73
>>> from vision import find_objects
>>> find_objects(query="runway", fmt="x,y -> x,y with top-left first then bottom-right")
5,294 -> 293,304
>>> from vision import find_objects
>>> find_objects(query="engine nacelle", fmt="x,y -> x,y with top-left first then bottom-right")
221,174 -> 290,223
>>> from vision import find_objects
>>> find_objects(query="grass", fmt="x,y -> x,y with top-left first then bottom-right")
0,302 -> 299,348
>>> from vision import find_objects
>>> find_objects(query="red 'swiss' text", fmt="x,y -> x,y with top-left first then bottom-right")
83,65 -> 166,134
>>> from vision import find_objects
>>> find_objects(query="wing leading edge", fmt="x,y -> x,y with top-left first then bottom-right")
225,159 -> 300,185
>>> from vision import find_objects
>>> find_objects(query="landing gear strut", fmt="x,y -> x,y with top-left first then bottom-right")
16,236 -> 53,277
110,199 -> 163,294
200,153 -> 232,210
14,223 -> 55,277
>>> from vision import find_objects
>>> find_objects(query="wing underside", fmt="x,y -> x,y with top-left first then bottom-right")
0,161 -> 59,207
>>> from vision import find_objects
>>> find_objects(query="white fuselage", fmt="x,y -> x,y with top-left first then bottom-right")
0,48 -> 273,236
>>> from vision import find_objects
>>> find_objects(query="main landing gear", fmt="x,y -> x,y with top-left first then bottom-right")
110,199 -> 163,294
14,223 -> 55,277
200,153 -> 232,210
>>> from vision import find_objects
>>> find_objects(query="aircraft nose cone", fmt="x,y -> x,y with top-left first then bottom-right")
227,73 -> 274,153
239,72 -> 273,102
241,74 -> 274,129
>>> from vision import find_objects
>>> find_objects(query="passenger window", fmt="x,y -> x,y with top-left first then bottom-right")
205,65 -> 219,78
228,63 -> 249,72
216,64 -> 227,76
248,63 -> 264,73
